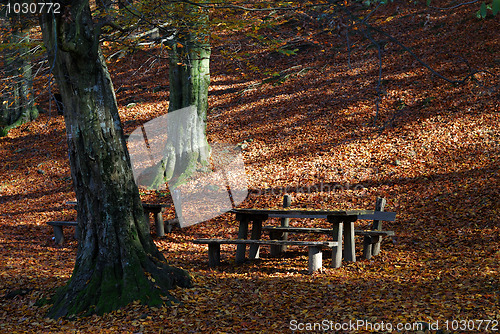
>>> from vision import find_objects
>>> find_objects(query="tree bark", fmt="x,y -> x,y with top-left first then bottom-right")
40,1 -> 191,319
166,29 -> 211,184
135,7 -> 211,190
0,17 -> 38,137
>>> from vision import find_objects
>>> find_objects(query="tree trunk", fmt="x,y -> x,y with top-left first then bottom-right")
40,1 -> 191,319
0,18 -> 38,137
136,10 -> 211,190
164,35 -> 211,186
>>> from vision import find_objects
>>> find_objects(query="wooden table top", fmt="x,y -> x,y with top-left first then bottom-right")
230,208 -> 396,221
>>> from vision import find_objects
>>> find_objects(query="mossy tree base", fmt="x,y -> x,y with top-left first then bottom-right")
47,234 -> 191,318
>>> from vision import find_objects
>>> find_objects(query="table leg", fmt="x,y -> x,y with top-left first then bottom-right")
279,194 -> 292,253
249,218 -> 263,259
52,226 -> 64,245
144,211 -> 150,228
344,219 -> 356,262
154,210 -> 165,237
235,215 -> 249,264
330,218 -> 343,268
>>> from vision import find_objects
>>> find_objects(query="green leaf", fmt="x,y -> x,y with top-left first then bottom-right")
479,2 -> 487,18
277,48 -> 298,56
492,0 -> 500,15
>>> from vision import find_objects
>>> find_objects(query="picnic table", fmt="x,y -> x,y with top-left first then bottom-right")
230,208 -> 397,268
66,201 -> 171,235
49,201 -> 174,244
194,197 -> 396,273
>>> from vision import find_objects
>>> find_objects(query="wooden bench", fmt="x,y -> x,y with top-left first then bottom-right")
262,197 -> 394,260
262,226 -> 394,259
46,221 -> 79,245
192,238 -> 338,273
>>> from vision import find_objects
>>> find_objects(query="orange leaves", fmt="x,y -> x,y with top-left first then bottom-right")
1,0 -> 499,331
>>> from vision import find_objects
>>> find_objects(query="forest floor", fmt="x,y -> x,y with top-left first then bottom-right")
0,1 -> 499,333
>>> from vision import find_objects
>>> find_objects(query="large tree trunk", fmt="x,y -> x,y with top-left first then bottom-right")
40,1 -> 191,319
0,18 -> 38,137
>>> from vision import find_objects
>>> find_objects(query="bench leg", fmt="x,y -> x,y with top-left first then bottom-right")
269,230 -> 283,257
308,246 -> 322,274
362,235 -> 384,259
372,235 -> 383,256
363,236 -> 373,260
208,243 -> 221,267
52,226 -> 64,245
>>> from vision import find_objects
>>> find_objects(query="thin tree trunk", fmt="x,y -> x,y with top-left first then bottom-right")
0,19 -> 38,137
40,1 -> 191,318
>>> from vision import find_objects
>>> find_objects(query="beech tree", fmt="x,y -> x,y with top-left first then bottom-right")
125,0 -> 212,189
162,4 -> 211,188
0,8 -> 38,136
40,0 -> 191,318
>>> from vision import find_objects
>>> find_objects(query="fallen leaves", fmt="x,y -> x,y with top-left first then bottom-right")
1,1 -> 500,332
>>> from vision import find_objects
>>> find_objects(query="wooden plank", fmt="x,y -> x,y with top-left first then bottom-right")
47,221 -> 78,227
263,226 -> 393,236
232,208 -> 350,216
356,211 -> 396,222
356,230 -> 394,236
231,208 -> 396,221
192,239 -> 337,247
70,201 -> 170,211
195,239 -> 334,273
141,203 -> 169,212
263,226 -> 331,233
